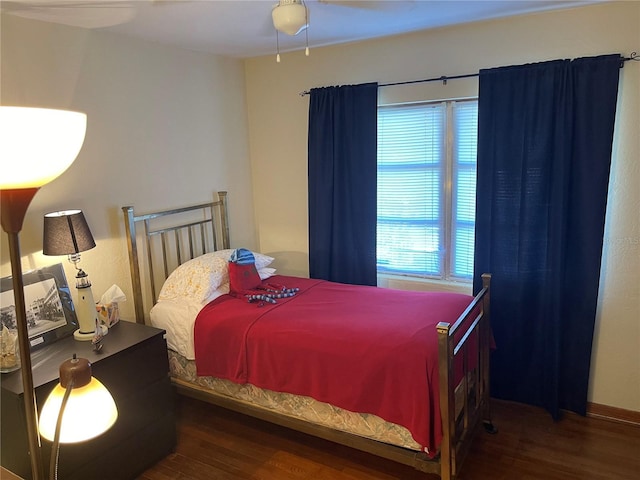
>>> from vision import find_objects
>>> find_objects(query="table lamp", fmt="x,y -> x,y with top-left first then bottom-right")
0,105 -> 87,480
43,210 -> 107,341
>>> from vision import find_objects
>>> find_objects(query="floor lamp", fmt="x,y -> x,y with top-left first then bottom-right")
0,106 -> 87,480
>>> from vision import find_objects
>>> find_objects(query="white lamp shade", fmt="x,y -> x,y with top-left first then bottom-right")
0,106 -> 87,189
272,2 -> 308,35
38,377 -> 118,443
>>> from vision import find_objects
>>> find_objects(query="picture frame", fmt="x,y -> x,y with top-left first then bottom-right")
0,263 -> 78,350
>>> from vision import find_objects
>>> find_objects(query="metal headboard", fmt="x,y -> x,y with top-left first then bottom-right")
122,191 -> 230,324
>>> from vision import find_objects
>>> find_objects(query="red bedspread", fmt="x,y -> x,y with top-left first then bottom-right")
194,275 -> 474,456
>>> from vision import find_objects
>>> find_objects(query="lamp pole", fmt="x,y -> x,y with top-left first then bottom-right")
1,188 -> 45,480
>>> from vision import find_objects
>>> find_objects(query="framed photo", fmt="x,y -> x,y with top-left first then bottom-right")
0,263 -> 78,350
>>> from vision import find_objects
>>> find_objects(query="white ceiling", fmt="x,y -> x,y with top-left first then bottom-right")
1,0 -> 607,58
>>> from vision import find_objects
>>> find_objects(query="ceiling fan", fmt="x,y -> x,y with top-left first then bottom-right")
271,0 -> 405,37
270,0 -> 405,62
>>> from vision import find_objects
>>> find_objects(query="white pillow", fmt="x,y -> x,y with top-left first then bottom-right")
157,250 -> 276,305
208,249 -> 275,270
258,267 -> 277,280
158,253 -> 228,304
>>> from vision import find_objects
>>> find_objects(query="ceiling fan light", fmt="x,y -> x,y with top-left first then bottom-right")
272,2 -> 308,36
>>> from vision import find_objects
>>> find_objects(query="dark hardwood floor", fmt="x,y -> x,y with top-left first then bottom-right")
139,394 -> 640,480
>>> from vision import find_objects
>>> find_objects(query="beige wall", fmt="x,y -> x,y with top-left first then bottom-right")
0,15 -> 257,321
245,1 -> 640,412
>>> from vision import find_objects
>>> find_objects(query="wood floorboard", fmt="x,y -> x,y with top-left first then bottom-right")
138,394 -> 640,480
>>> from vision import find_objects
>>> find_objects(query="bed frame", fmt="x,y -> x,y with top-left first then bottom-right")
122,191 -> 494,480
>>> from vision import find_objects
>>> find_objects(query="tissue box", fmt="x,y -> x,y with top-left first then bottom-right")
96,302 -> 120,328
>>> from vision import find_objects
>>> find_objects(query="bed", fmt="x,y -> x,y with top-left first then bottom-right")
122,191 -> 493,480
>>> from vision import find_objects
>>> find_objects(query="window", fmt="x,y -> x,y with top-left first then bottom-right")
377,100 -> 478,281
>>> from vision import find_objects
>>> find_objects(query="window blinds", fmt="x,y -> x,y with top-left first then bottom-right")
377,100 -> 477,280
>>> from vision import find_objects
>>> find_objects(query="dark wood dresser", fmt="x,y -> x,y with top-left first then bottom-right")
1,321 -> 176,480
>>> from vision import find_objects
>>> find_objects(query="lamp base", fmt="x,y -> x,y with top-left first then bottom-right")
73,325 -> 108,341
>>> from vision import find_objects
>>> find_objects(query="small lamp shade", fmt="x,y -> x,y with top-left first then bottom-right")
43,210 -> 96,256
38,356 -> 117,444
0,106 -> 87,189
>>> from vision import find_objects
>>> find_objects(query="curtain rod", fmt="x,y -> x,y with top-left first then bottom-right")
298,72 -> 477,96
299,52 -> 638,97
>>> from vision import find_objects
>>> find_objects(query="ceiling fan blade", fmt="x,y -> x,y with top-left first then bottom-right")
1,0 -> 138,28
319,0 -> 414,11
2,0 -> 133,8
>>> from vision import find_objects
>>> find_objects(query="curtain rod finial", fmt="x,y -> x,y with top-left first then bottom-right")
621,51 -> 638,67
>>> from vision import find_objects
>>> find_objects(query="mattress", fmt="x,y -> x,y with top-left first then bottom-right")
168,348 -> 423,451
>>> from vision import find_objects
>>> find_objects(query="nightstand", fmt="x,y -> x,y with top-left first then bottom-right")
1,321 -> 176,480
